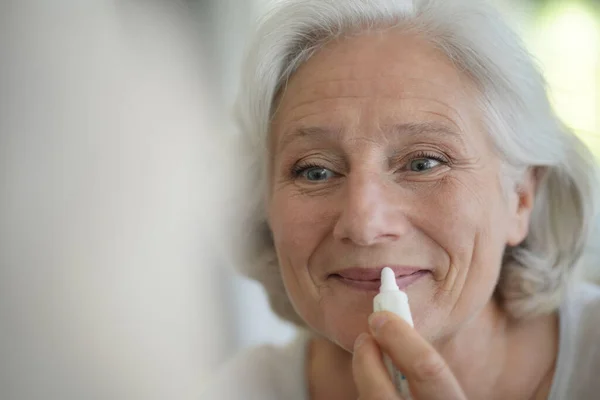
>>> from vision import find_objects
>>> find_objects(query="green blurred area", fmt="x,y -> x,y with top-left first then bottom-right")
527,0 -> 600,156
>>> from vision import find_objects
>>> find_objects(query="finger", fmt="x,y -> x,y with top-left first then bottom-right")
352,332 -> 402,400
369,311 -> 466,400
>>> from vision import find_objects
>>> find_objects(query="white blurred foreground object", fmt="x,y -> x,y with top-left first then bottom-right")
0,1 -> 232,399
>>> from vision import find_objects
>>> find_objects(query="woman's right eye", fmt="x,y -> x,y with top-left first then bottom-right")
294,166 -> 335,182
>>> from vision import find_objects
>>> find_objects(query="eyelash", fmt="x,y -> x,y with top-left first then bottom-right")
291,162 -> 325,178
408,151 -> 449,165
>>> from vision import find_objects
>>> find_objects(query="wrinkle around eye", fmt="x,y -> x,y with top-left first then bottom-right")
293,179 -> 344,197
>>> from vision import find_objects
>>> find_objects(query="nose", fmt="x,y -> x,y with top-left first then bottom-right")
332,173 -> 410,246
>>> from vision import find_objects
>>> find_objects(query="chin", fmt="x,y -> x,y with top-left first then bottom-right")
318,299 -> 434,352
316,305 -> 373,353
327,326 -> 368,353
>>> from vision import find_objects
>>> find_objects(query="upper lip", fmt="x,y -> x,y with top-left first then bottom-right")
331,266 -> 427,281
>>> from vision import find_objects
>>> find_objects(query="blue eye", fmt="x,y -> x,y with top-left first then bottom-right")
302,167 -> 335,181
292,162 -> 337,182
409,158 -> 441,172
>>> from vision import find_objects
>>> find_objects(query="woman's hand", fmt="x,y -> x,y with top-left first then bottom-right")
352,311 -> 467,400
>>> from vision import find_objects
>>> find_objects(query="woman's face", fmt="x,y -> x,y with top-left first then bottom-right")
268,30 -> 533,351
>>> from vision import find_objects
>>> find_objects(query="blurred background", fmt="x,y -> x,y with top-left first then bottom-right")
0,0 -> 598,398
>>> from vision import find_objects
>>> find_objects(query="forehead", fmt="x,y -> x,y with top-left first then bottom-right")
284,30 -> 466,96
271,29 -> 482,149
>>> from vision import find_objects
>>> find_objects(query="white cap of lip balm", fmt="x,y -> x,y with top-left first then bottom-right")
372,267 -> 414,399
373,267 -> 414,326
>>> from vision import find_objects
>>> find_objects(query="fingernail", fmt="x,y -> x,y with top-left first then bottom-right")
354,333 -> 368,350
368,313 -> 388,334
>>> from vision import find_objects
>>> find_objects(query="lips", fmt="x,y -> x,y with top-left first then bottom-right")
330,266 -> 429,291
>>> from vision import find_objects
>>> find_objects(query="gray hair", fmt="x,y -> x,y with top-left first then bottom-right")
231,0 -> 599,325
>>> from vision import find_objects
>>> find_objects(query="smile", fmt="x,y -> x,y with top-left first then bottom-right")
330,267 -> 429,291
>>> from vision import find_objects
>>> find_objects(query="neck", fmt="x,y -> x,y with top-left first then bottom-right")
308,300 -> 558,400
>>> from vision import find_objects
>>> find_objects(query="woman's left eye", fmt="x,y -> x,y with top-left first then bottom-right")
293,165 -> 336,182
409,158 -> 442,172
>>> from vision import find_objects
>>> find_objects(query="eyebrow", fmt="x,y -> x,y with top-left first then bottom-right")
275,126 -> 343,152
277,121 -> 464,151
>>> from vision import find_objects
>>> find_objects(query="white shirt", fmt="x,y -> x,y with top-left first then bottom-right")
202,283 -> 600,400
547,283 -> 600,399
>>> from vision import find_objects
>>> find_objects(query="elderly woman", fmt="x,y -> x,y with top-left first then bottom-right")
204,0 -> 600,399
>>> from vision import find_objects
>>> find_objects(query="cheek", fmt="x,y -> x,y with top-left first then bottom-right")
426,173 -> 509,252
415,175 -> 509,337
412,177 -> 490,266
267,190 -> 334,314
269,192 -> 329,261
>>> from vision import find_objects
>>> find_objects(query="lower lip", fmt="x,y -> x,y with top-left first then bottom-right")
332,270 -> 429,291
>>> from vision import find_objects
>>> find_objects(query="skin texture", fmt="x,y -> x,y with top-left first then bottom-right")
267,29 -> 556,399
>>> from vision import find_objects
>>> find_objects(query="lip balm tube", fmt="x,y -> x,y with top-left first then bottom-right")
373,267 -> 413,399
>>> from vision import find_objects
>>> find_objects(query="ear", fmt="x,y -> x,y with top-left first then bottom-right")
506,168 -> 539,247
